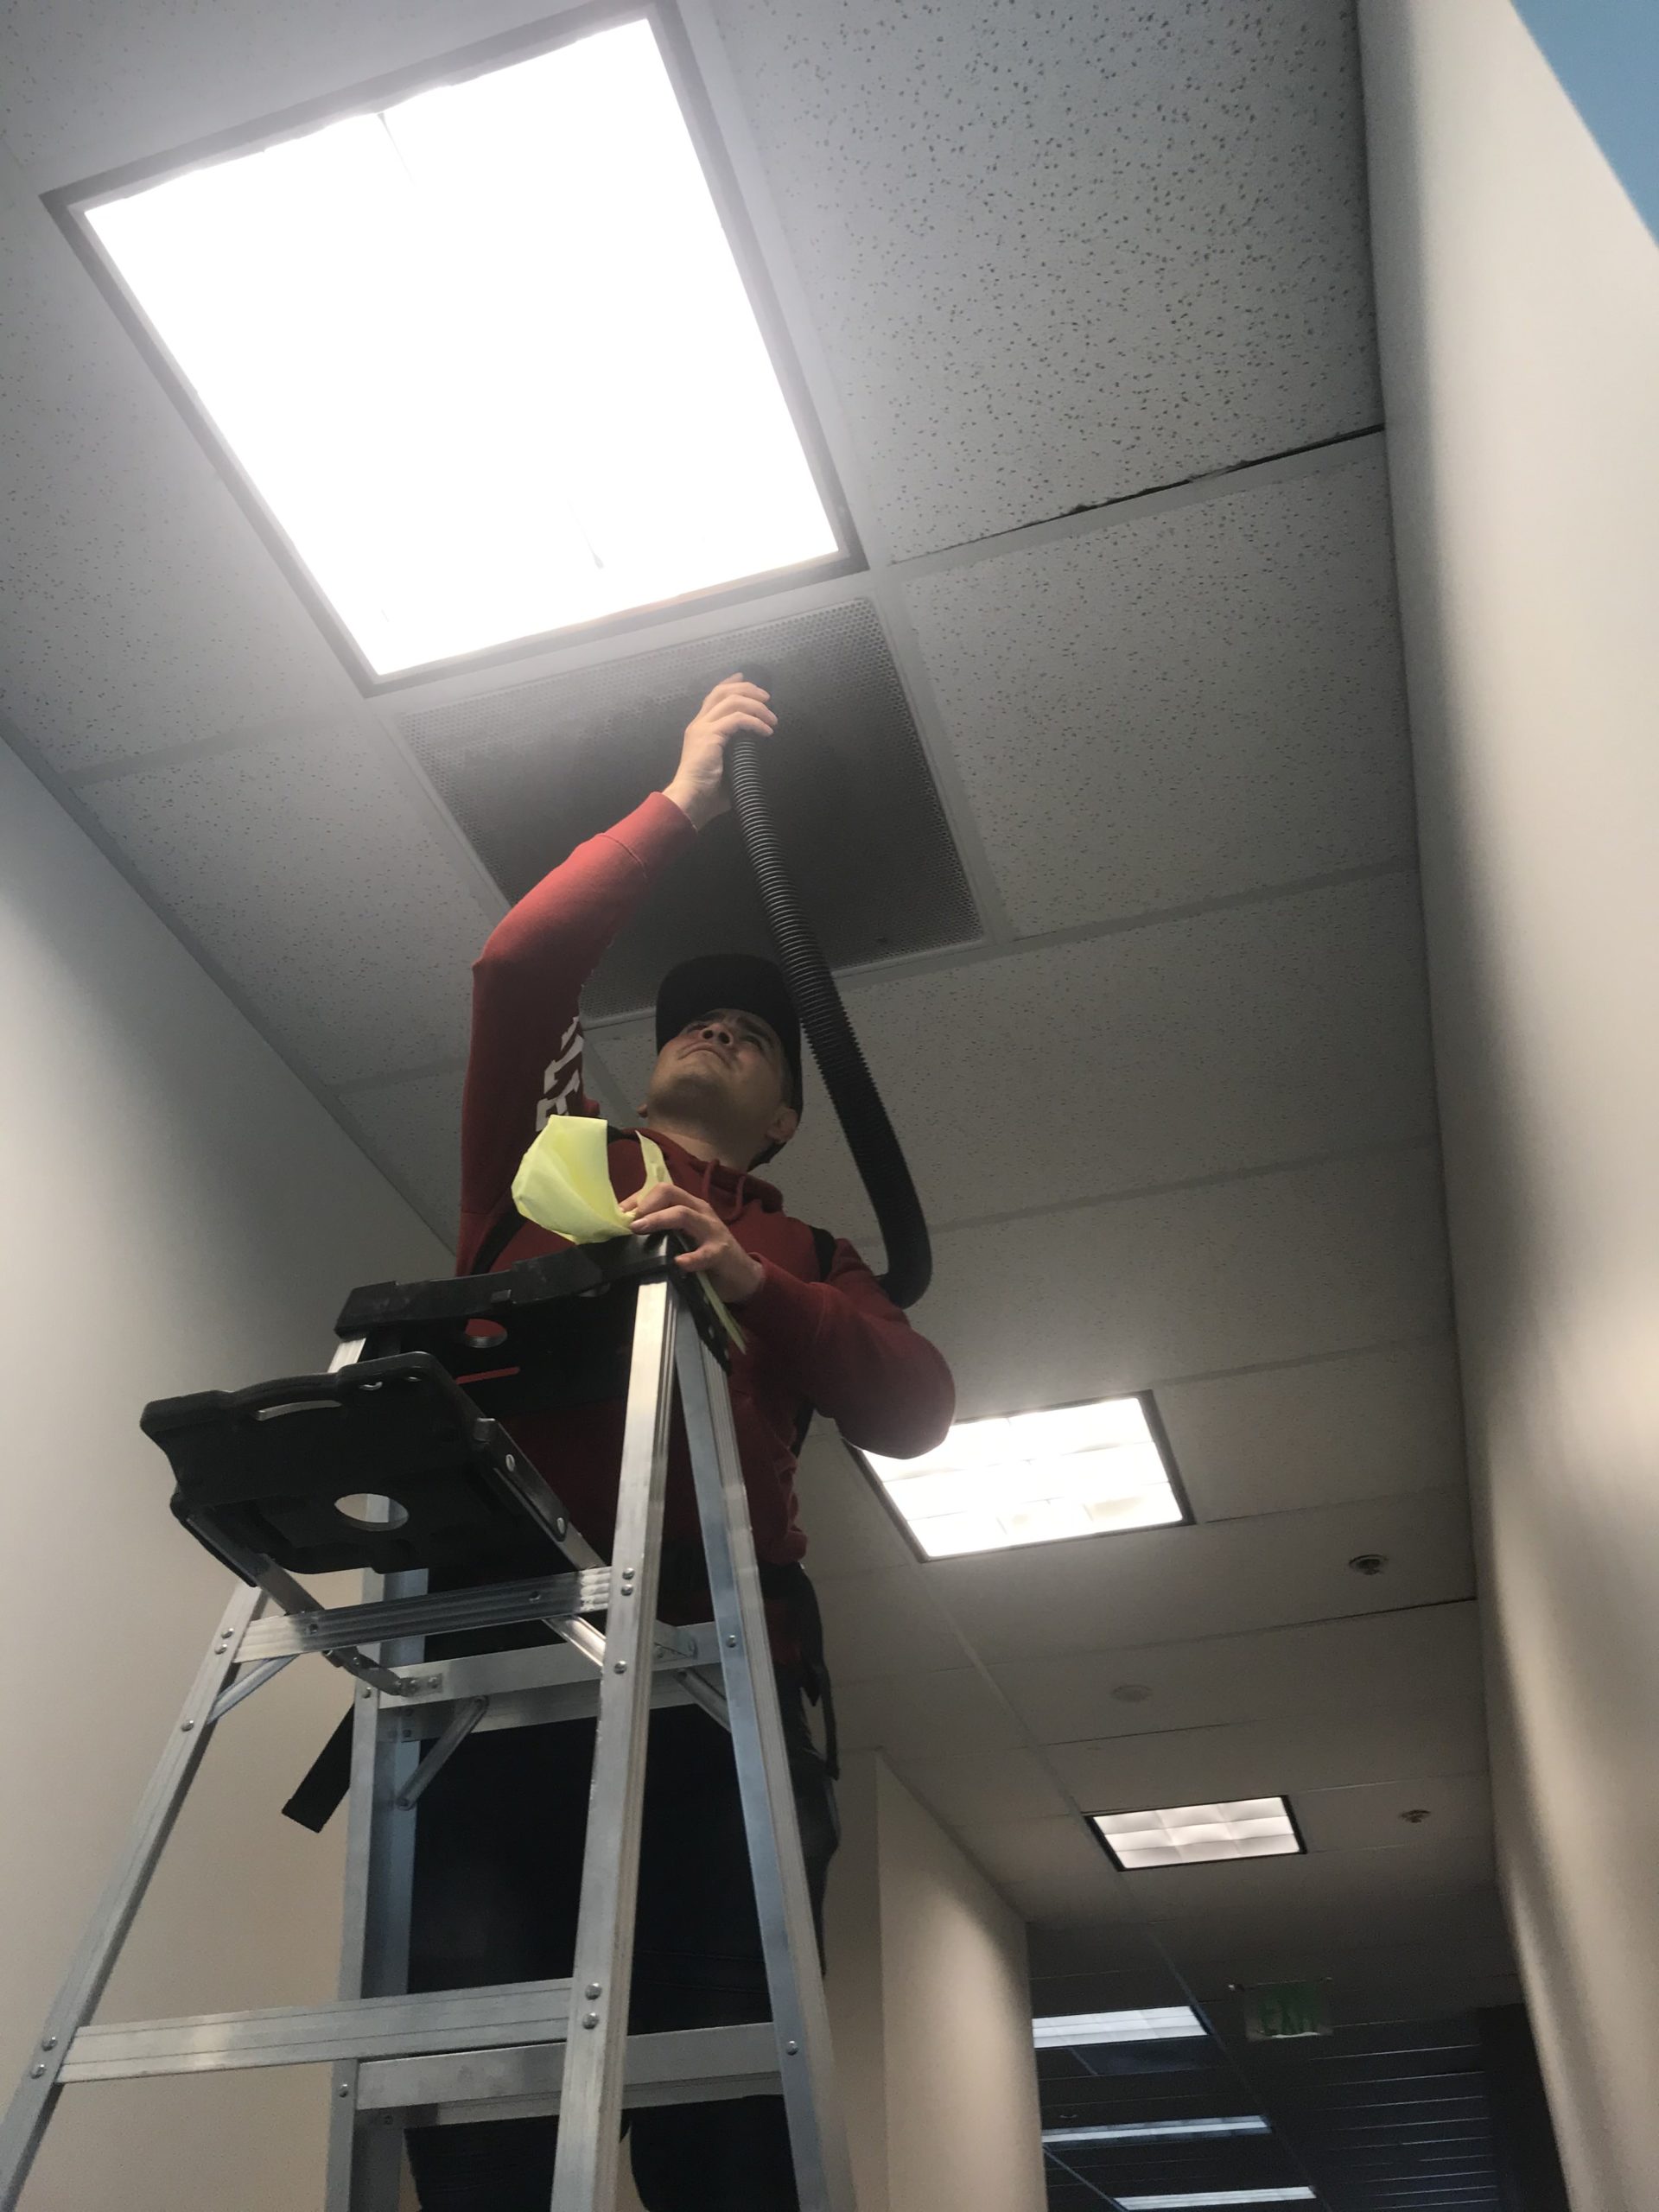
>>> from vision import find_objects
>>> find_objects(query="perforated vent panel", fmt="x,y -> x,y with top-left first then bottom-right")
399,601 -> 981,1017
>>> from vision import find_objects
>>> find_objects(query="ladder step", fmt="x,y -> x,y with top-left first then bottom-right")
238,1568 -> 611,1660
357,2023 -> 781,2126
60,1979 -> 573,2082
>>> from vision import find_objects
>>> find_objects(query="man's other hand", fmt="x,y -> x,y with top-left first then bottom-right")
620,1180 -> 766,1305
662,677 -> 777,830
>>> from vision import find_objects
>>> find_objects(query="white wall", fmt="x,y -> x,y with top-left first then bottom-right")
1357,8 -> 1659,2208
823,1753 -> 1046,2212
0,740 -> 449,2209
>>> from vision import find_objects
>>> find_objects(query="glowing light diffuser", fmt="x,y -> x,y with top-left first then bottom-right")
1093,1798 -> 1302,1871
84,18 -> 841,674
1032,2006 -> 1206,2048
864,1395 -> 1182,1559
1044,2117 -> 1269,2144
1113,2195 -> 1315,2210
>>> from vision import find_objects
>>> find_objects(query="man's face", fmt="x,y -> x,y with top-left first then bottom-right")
645,1007 -> 798,1156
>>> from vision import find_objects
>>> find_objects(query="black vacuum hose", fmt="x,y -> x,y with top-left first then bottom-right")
728,735 -> 932,1309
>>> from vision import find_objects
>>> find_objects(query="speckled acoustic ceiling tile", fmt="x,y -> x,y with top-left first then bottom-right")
919,1142 -> 1451,1417
904,446 -> 1415,933
592,866 -> 1433,1243
79,726 -> 499,1087
0,156 -> 359,776
336,1066 -> 465,1246
712,0 -> 1380,555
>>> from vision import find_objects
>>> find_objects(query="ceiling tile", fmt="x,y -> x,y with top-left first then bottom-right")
0,0 -> 547,181
1027,1944 -> 1190,2004
791,1429 -> 917,1577
999,1864 -> 1146,1934
0,157 -> 359,776
79,727 -> 496,1084
1176,1917 -> 1515,2004
1165,1877 -> 1511,1964
906,449 -> 1412,931
1126,1830 -> 1497,1933
890,1745 -> 1071,1828
956,1813 -> 1122,1900
919,1146 -> 1451,1417
1159,1338 -> 1465,1519
832,1668 -> 1027,1763
810,1566 -> 965,1683
1294,1770 -> 1493,1854
609,871 -> 1435,1247
336,1067 -> 463,1243
1186,1948 -> 1519,2020
995,1603 -> 1484,1745
1048,1704 -> 1490,1814
921,1485 -> 1472,1662
713,0 -> 1377,555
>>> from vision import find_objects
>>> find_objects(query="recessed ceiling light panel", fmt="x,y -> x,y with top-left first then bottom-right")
1093,1797 -> 1303,1871
1114,2195 -> 1316,2210
864,1395 -> 1185,1559
1032,2006 -> 1206,2048
76,16 -> 847,677
1044,2117 -> 1270,2144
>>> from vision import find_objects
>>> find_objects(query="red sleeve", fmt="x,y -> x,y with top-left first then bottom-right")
738,1240 -> 955,1459
458,791 -> 697,1268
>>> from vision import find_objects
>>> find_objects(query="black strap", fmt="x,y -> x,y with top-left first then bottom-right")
780,1231 -> 839,1773
471,1198 -> 526,1274
788,1227 -> 838,1458
759,1561 -> 839,1780
282,1708 -> 354,1832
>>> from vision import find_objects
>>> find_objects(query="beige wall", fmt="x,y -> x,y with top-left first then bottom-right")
823,1753 -> 1046,2212
1357,8 -> 1659,2208
0,740 -> 449,2208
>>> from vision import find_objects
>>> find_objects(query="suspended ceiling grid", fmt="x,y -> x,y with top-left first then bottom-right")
0,0 -> 1518,2187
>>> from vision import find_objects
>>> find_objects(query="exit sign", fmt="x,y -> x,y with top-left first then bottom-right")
1242,1982 -> 1332,2041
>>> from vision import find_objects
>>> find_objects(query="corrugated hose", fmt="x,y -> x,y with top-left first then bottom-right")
727,730 -> 932,1309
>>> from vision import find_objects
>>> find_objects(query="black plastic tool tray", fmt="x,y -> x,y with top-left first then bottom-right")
143,1353 -> 566,1580
142,1236 -> 721,1579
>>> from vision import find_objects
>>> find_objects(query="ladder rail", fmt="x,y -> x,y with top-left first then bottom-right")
676,1325 -> 858,2212
548,1277 -> 680,2212
0,1579 -> 263,2212
327,1562 -> 426,2212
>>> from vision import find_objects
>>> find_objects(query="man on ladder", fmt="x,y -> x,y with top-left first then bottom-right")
406,677 -> 956,2210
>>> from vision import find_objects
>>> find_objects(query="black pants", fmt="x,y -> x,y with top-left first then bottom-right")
405,1673 -> 838,2212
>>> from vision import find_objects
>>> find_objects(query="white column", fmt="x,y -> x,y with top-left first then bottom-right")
823,1751 -> 1046,2212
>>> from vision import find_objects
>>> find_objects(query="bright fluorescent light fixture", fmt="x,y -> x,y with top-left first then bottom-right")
1045,2118 -> 1269,2145
1094,1798 -> 1303,1872
864,1395 -> 1183,1559
79,18 -> 843,676
1033,2006 -> 1206,2048
1114,2195 -> 1315,2210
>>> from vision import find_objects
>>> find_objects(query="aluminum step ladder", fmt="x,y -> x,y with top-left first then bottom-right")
0,1235 -> 855,2212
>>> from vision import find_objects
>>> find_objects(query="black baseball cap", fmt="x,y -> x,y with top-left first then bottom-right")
655,953 -> 804,1110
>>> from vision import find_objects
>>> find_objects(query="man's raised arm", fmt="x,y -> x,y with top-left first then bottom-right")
457,678 -> 776,1261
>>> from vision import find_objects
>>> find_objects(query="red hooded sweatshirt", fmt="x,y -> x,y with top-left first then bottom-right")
457,791 -> 955,1592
